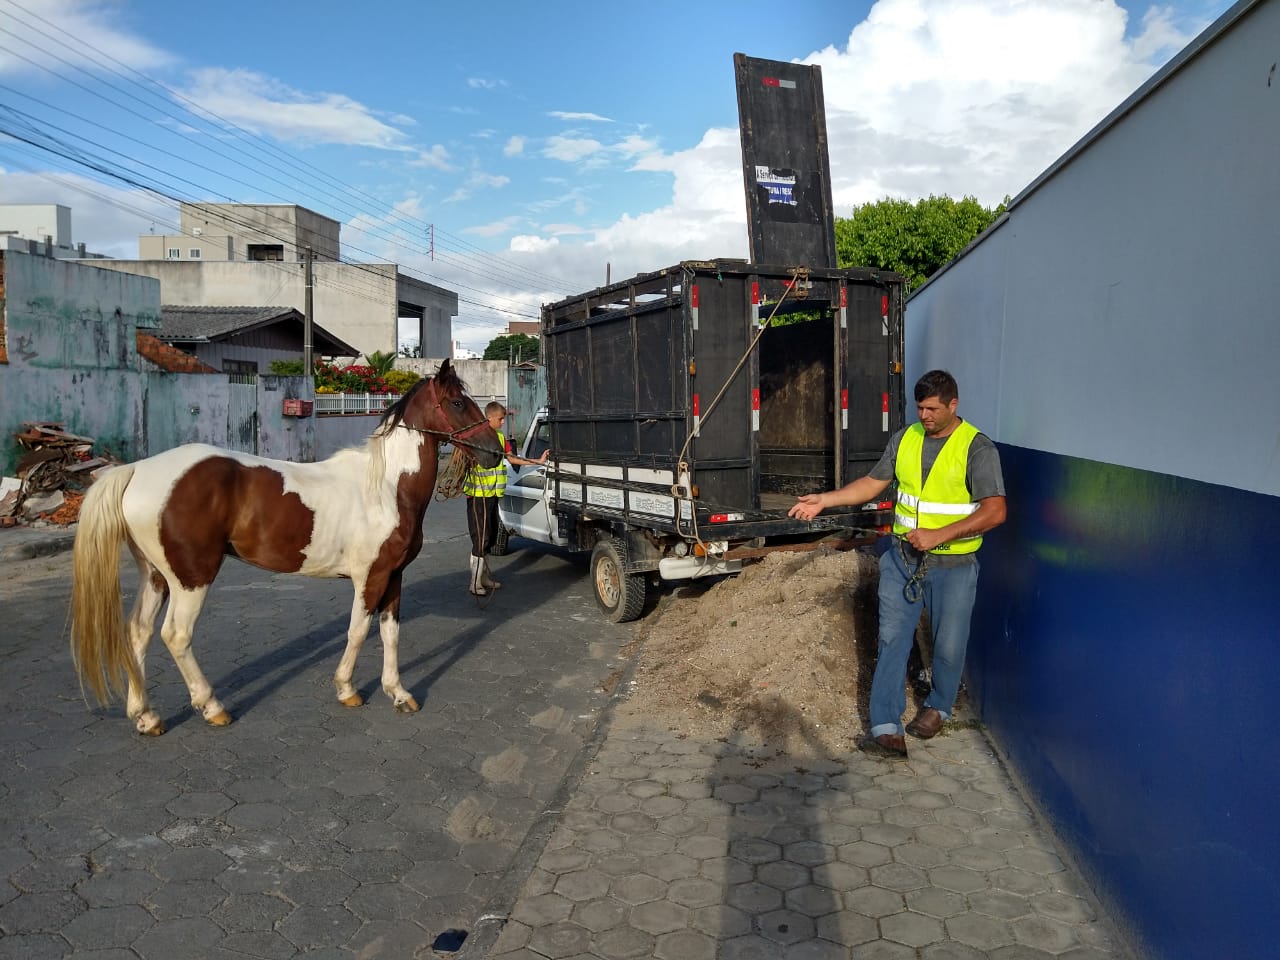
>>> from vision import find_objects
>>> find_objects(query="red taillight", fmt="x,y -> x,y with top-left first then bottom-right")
709,514 -> 728,523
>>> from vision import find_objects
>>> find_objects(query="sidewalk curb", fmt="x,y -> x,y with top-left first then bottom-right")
0,528 -> 77,563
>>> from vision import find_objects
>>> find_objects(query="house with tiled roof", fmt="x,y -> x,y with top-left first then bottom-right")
156,305 -> 359,377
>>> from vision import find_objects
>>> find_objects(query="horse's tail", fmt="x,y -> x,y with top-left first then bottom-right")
70,464 -> 142,705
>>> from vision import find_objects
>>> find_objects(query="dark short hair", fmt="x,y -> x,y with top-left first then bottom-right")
485,401 -> 507,416
914,370 -> 958,405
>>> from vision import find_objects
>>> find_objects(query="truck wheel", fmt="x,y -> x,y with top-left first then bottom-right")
491,525 -> 511,557
591,537 -> 646,623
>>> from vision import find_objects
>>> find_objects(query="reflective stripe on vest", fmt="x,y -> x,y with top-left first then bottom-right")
463,430 -> 506,497
892,420 -> 983,554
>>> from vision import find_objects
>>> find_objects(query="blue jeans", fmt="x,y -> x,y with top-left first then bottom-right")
869,543 -> 980,738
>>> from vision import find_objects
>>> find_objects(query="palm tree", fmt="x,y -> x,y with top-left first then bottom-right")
365,350 -> 397,376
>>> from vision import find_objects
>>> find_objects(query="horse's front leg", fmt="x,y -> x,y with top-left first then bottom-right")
377,570 -> 418,714
333,585 -> 373,708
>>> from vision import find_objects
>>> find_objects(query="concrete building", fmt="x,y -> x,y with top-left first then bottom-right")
0,203 -> 108,259
138,202 -> 341,263
904,1 -> 1277,956
91,202 -> 456,359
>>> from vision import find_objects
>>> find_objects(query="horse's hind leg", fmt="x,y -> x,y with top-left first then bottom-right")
125,544 -> 167,736
160,587 -> 232,726
377,571 -> 418,714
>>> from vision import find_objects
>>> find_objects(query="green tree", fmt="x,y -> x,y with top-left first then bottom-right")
834,194 -> 1007,291
483,333 -> 541,363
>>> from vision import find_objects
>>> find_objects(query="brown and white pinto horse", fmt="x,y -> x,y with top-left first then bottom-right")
70,359 -> 500,735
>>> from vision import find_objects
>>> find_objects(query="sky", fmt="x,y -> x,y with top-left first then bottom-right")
0,0 -> 1235,354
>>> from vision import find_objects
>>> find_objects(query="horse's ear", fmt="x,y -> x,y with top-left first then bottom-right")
437,358 -> 452,378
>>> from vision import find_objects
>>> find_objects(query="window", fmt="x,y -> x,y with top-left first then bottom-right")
247,244 -> 284,261
189,248 -> 202,259
167,248 -> 181,259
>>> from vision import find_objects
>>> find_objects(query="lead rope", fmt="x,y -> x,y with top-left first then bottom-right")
898,535 -> 931,603
435,445 -> 472,501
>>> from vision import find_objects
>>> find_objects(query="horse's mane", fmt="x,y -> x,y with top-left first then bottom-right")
364,361 -> 467,492
374,360 -> 467,439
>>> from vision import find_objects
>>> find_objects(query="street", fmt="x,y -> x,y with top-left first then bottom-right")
0,496 -> 630,959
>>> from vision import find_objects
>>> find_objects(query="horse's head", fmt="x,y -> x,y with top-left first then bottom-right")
377,359 -> 502,467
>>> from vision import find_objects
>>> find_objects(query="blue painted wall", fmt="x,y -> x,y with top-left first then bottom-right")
968,442 -> 1279,958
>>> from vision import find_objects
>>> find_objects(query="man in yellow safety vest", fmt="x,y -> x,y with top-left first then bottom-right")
789,370 -> 1007,759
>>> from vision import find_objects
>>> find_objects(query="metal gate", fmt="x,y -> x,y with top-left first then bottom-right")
227,373 -> 259,453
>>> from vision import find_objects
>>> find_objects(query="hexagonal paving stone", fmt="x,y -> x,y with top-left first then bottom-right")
783,840 -> 835,868
555,868 -> 612,902
844,884 -> 905,919
690,903 -> 752,938
630,899 -> 689,935
969,888 -> 1033,920
946,912 -> 1014,950
154,847 -> 233,882
611,873 -> 667,906
572,896 -> 628,932
276,903 -> 360,949
991,866 -> 1050,896
719,933 -> 782,959
728,838 -> 780,865
527,920 -> 594,959
928,864 -> 988,894
787,882 -> 842,918
727,880 -> 783,914
1031,890 -> 1097,924
757,860 -> 810,891
594,923 -> 656,960
665,876 -> 720,908
881,909 -> 946,948
816,909 -> 878,947
838,840 -> 892,868
61,904 -> 154,949
906,886 -> 968,919
654,927 -> 715,960
1012,913 -> 1082,953
811,860 -> 869,892
758,908 -> 815,944
511,891 -> 574,926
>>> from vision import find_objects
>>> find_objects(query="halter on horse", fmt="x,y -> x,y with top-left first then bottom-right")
70,359 -> 501,736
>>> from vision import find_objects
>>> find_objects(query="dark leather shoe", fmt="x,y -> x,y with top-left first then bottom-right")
906,707 -> 945,740
859,734 -> 908,760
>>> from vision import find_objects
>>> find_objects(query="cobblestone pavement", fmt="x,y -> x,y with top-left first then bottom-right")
481,705 -> 1136,960
0,497 -> 630,959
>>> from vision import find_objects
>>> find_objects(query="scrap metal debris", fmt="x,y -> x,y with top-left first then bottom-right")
0,422 -> 120,527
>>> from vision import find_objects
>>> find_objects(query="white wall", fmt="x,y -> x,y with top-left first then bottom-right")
907,0 -> 1280,497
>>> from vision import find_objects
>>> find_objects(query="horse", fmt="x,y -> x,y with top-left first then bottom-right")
69,359 -> 501,736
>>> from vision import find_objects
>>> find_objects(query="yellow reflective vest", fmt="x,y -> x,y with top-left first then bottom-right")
463,430 -> 507,498
892,420 -> 982,555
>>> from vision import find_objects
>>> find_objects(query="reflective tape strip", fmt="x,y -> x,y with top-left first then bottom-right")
895,512 -> 917,529
897,492 -> 920,509
917,500 -> 978,516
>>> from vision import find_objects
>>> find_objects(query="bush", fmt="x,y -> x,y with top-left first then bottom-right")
269,358 -> 307,376
384,369 -> 420,393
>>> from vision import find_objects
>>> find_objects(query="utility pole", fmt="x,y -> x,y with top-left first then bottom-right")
304,246 -> 314,375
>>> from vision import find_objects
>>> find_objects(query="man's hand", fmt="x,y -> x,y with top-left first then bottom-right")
905,527 -> 947,552
789,493 -> 825,521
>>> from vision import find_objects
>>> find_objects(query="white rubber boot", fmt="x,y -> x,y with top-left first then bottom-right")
468,556 -> 488,596
481,559 -> 502,590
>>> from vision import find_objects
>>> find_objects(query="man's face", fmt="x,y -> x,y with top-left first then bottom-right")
487,411 -> 506,430
916,395 -> 958,436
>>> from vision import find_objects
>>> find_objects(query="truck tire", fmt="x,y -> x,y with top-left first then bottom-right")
591,537 -> 646,623
491,525 -> 511,557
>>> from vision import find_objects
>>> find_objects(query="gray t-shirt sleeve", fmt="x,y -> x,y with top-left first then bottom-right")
966,433 -> 1006,500
869,428 -> 905,482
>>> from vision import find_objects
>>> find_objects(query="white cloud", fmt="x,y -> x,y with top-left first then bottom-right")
503,135 -> 525,157
410,145 -> 453,171
488,0 -> 1218,324
465,216 -> 525,237
0,0 -> 174,77
445,169 -> 511,204
543,136 -> 604,162
548,111 -> 613,123
467,77 -> 504,90
180,68 -> 411,149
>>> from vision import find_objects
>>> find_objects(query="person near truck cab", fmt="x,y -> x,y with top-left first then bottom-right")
788,370 -> 1006,759
463,402 -> 549,597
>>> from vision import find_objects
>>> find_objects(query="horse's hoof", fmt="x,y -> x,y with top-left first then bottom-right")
339,693 -> 364,708
139,720 -> 166,737
206,710 -> 233,727
394,696 -> 420,714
